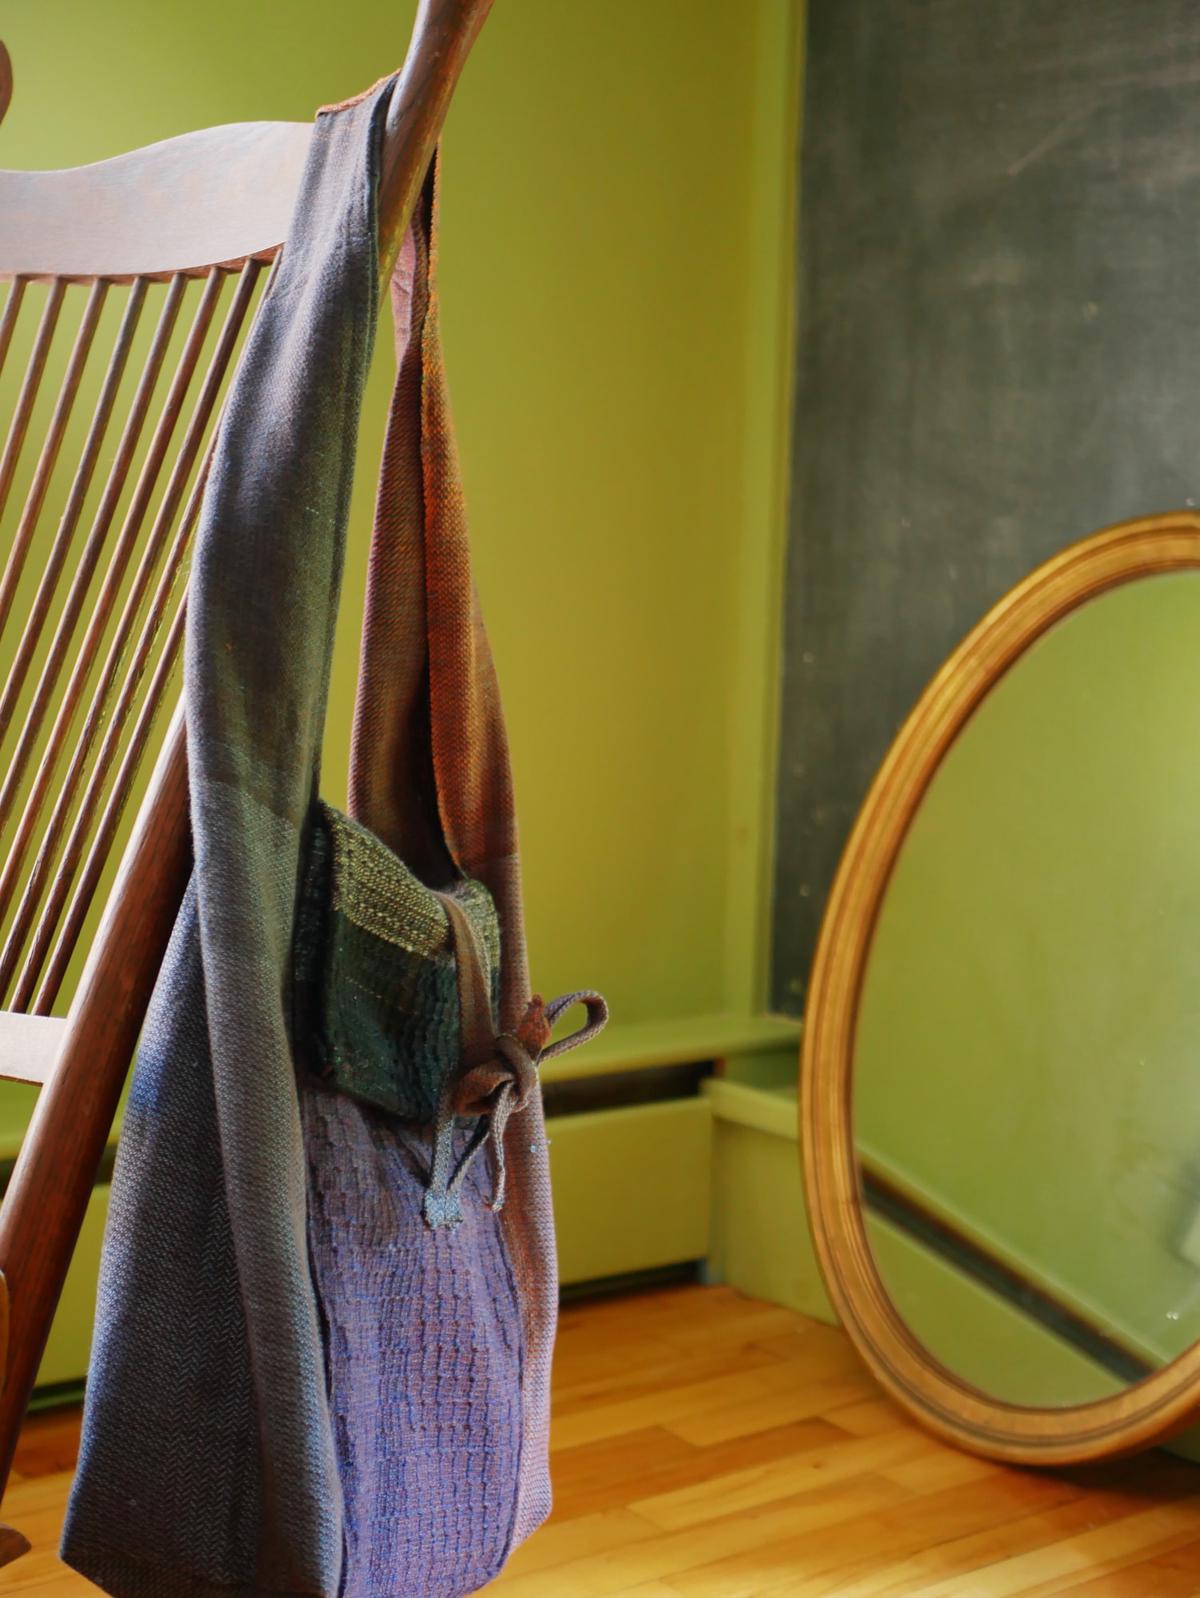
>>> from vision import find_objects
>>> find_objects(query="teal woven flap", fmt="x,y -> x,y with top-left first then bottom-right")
294,800 -> 501,1124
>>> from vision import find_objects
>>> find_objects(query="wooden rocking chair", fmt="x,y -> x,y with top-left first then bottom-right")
0,0 -> 492,1563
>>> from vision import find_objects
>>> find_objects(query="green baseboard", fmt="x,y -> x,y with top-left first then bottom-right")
34,1087 -> 718,1392
550,1096 -> 712,1286
704,1075 -> 833,1323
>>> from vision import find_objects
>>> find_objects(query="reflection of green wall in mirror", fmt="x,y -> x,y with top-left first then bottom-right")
866,1216 -> 1128,1409
857,570 -> 1200,1388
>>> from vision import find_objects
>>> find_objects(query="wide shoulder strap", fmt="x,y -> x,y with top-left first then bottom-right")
344,145 -> 610,1550
181,77 -> 398,1593
349,159 -> 533,1033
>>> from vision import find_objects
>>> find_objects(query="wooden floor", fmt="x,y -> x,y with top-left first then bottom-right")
2,1284 -> 1200,1595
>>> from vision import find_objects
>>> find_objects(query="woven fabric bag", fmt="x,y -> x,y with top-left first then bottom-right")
61,73 -> 604,1598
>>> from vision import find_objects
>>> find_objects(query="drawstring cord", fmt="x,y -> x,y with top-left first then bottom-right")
423,890 -> 608,1230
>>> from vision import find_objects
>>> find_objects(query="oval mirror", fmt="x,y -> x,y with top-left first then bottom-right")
802,513 -> 1200,1464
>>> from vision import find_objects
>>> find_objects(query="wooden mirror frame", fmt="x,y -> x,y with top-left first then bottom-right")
801,510 -> 1200,1465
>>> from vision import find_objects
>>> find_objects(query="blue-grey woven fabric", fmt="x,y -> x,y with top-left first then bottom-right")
60,77 -> 527,1598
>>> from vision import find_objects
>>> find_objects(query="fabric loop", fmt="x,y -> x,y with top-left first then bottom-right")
423,984 -> 610,1231
541,990 -> 610,1061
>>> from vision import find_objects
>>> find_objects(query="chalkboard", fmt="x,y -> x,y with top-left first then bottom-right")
771,0 -> 1200,1013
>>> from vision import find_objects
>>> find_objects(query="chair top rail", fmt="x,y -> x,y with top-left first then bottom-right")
0,122 -> 312,283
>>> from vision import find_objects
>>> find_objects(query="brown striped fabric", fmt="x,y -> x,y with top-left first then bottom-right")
348,162 -> 562,1548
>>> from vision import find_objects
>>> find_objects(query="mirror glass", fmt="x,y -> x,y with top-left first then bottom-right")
855,569 -> 1200,1409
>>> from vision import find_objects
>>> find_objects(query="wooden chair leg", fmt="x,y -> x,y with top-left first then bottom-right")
0,1525 -> 31,1568
0,1269 -> 29,1569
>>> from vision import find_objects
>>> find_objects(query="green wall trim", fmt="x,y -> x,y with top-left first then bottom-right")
550,1097 -> 713,1286
37,1099 -> 717,1393
859,1137 -> 1182,1376
544,1011 -> 802,1084
707,1085 -> 832,1324
722,0 -> 805,1016
704,1075 -> 798,1140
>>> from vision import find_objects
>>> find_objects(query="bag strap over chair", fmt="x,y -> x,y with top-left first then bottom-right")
349,163 -> 606,1225
344,162 -> 606,1544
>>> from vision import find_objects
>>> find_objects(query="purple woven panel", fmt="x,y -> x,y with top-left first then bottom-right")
301,1082 -> 523,1598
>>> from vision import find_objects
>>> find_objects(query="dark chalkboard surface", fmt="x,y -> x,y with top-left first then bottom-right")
771,1 -> 1200,1014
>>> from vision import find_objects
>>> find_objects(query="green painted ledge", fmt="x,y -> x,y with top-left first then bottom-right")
703,1074 -> 799,1138
541,1010 -> 802,1083
0,1010 -> 803,1162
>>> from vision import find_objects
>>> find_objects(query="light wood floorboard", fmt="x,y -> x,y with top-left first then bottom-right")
1,1285 -> 1198,1595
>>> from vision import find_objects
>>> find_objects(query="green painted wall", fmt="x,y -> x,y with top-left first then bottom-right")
0,0 -> 797,1037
